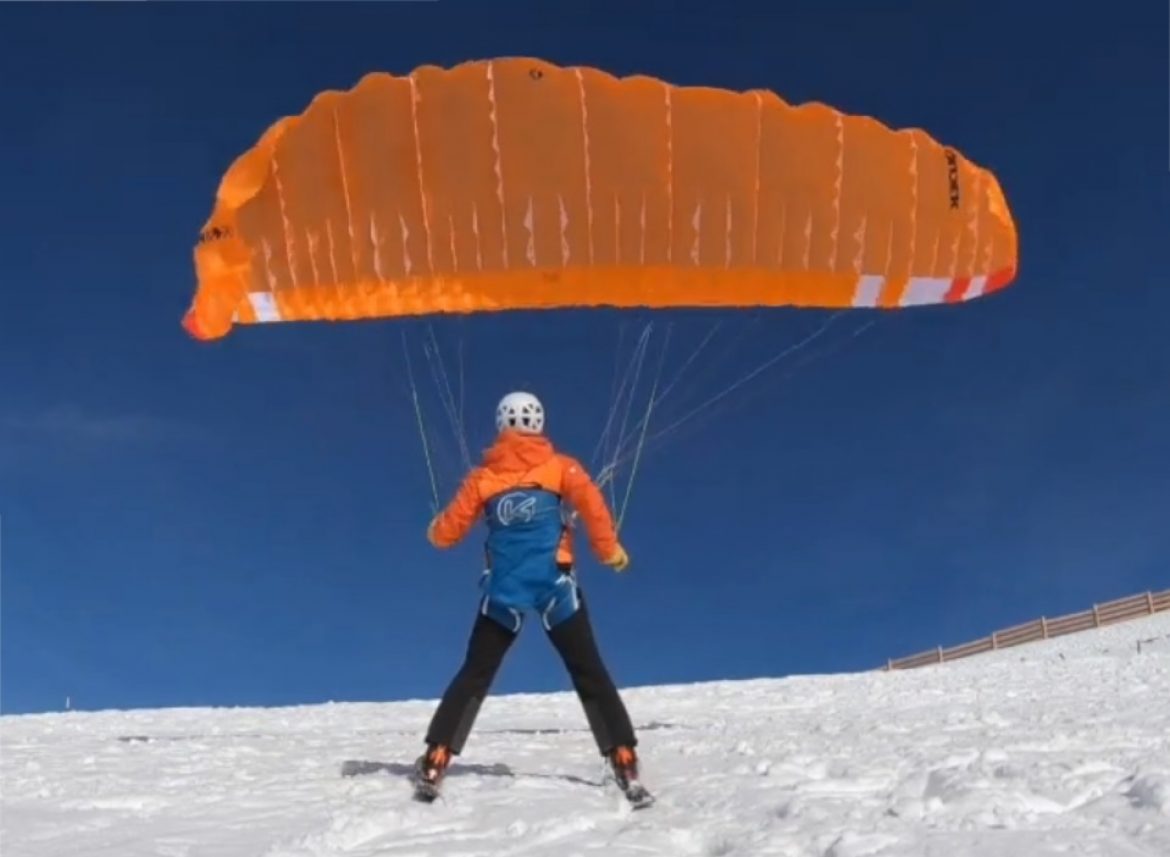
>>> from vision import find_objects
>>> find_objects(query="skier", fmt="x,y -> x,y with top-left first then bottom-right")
414,391 -> 649,804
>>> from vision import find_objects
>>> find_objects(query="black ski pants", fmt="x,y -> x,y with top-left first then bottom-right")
424,592 -> 637,756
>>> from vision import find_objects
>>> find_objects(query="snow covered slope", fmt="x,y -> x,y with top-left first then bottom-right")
4,612 -> 1169,857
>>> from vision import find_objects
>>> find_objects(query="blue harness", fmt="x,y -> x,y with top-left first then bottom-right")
477,486 -> 580,632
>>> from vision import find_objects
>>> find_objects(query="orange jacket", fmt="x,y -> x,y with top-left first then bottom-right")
428,431 -> 619,565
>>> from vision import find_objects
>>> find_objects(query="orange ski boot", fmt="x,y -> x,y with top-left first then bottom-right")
608,745 -> 653,808
413,743 -> 451,803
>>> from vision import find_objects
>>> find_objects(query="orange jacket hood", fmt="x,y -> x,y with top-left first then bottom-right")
481,430 -> 556,474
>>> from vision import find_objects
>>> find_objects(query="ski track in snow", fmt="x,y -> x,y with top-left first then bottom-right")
3,613 -> 1169,856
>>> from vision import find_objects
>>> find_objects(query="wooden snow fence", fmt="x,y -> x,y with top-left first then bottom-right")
883,589 -> 1170,671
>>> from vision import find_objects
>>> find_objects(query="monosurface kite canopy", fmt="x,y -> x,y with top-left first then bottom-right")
183,56 -> 1018,341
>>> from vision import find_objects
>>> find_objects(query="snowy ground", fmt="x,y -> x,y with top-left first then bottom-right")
3,613 -> 1169,857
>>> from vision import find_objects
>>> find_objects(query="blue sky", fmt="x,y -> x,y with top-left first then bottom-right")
2,2 -> 1167,716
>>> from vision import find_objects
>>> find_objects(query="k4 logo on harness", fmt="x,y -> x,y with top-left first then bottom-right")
496,492 -> 538,526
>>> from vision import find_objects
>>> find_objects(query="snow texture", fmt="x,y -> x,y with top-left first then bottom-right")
3,612 -> 1169,856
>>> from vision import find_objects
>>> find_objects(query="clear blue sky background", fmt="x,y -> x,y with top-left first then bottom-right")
2,2 -> 1167,717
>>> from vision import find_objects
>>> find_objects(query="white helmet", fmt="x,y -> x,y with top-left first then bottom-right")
496,391 -> 545,435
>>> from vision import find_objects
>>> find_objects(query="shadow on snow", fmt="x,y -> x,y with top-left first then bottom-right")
339,758 -> 604,788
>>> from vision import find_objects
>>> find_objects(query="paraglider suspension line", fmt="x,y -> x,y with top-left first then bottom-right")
591,324 -> 652,473
424,324 -> 473,472
616,323 -> 672,531
402,329 -> 441,515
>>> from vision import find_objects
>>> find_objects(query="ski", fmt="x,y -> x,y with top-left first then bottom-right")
619,779 -> 655,809
412,777 -> 442,803
410,775 -> 652,808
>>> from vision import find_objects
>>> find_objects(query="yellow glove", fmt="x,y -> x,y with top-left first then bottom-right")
605,544 -> 630,572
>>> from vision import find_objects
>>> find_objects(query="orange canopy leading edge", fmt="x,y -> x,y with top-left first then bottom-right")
183,57 -> 1018,341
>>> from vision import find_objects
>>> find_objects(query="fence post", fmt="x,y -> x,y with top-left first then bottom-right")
991,631 -> 999,650
937,645 -> 944,664
1041,616 -> 1049,639
1147,591 -> 1156,614
1092,603 -> 1101,627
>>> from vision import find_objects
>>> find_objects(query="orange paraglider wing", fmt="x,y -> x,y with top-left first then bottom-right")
183,57 -> 1018,341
